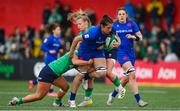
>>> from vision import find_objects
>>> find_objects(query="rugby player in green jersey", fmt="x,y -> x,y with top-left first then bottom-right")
8,51 -> 93,107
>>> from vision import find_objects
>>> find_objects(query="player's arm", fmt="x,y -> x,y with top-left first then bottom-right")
41,37 -> 56,54
72,55 -> 93,66
126,31 -> 143,41
126,21 -> 143,41
134,31 -> 143,41
69,35 -> 83,57
41,38 -> 50,52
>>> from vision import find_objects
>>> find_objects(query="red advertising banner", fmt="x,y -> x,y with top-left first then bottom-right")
105,61 -> 180,87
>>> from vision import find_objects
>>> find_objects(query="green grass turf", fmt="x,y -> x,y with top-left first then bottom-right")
0,80 -> 180,110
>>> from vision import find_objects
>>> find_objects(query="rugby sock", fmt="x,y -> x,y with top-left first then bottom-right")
17,98 -> 23,105
134,94 -> 141,103
113,76 -> 121,87
54,98 -> 62,104
85,88 -> 93,99
111,89 -> 118,97
70,92 -> 76,101
113,76 -> 124,91
32,79 -> 38,85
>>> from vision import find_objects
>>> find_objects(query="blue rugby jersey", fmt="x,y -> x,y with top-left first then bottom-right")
112,20 -> 139,52
80,26 -> 107,51
41,35 -> 61,64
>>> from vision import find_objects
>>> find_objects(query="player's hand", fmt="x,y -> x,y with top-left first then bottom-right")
97,45 -> 104,50
49,50 -> 56,54
126,34 -> 136,39
112,41 -> 120,48
88,59 -> 93,65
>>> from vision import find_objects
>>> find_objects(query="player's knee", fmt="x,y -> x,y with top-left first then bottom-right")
75,74 -> 83,82
61,84 -> 69,93
95,67 -> 106,78
124,67 -> 135,76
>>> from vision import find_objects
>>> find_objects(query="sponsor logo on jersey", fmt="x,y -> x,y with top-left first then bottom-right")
116,29 -> 133,33
84,34 -> 90,39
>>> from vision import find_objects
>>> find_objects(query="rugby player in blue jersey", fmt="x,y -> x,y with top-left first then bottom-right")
68,11 -> 126,107
68,15 -> 125,107
107,7 -> 148,107
29,23 -> 62,97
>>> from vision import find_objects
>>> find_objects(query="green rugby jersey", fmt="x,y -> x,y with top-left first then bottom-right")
48,51 -> 78,76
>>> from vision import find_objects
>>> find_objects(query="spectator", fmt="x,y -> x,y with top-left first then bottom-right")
164,50 -> 178,62
164,0 -> 175,33
147,0 -> 164,26
8,38 -> 21,60
149,25 -> 160,51
61,4 -> 72,29
143,45 -> 158,62
172,24 -> 180,58
136,2 -> 146,25
0,43 -> 5,59
42,4 -> 51,25
139,38 -> 149,59
0,27 -> 5,44
20,35 -> 31,59
63,27 -> 74,52
48,7 -> 62,24
158,41 -> 168,61
54,0 -> 64,15
124,0 -> 136,19
86,9 -> 97,25
139,23 -> 150,39
32,31 -> 42,58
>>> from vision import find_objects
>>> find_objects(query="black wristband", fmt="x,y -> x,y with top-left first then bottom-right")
134,35 -> 141,41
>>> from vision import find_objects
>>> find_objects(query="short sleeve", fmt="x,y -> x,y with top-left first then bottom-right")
82,27 -> 97,41
131,21 -> 140,33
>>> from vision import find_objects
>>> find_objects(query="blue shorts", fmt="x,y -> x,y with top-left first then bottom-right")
105,49 -> 117,60
117,51 -> 135,66
38,65 -> 59,83
78,49 -> 105,60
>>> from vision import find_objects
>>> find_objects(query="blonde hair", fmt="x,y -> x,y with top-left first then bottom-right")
68,9 -> 91,26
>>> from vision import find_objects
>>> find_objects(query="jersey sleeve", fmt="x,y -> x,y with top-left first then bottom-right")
41,36 -> 52,52
131,21 -> 140,33
82,27 -> 97,41
112,23 -> 116,34
74,50 -> 78,56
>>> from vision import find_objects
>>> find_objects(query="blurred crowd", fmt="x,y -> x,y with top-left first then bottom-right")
0,0 -> 179,62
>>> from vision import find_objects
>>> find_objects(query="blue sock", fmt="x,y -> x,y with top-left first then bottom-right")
134,94 -> 141,103
70,92 -> 76,101
33,79 -> 38,85
48,88 -> 54,93
111,89 -> 118,97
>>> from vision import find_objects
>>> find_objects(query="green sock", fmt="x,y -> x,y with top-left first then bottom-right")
54,98 -> 61,104
113,76 -> 121,87
85,88 -> 93,97
17,98 -> 23,105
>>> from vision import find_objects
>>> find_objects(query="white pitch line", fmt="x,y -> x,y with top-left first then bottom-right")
0,90 -> 167,95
